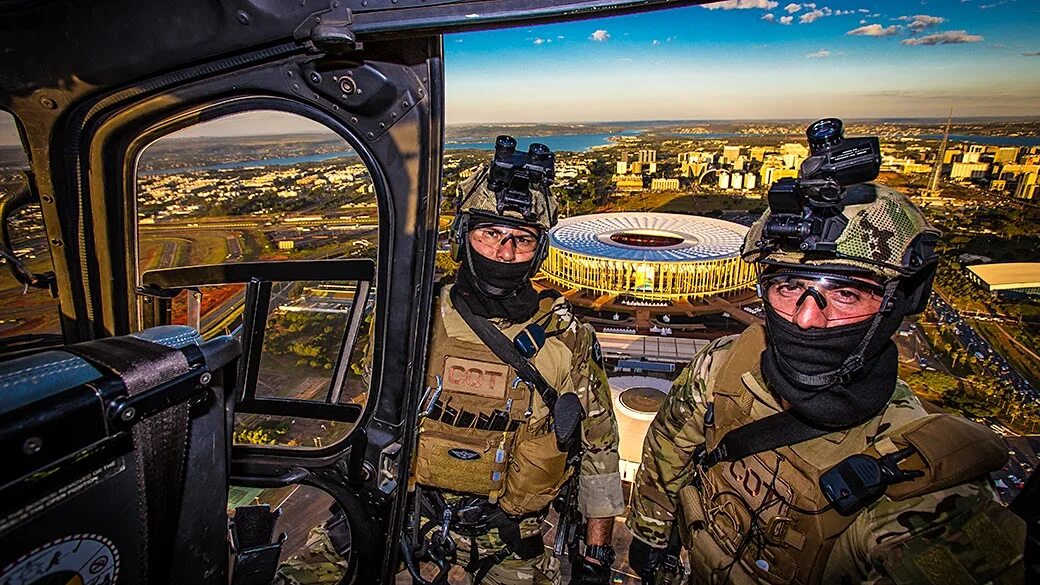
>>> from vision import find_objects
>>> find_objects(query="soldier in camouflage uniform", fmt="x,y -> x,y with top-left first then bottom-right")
627,176 -> 1026,583
274,524 -> 349,585
406,138 -> 623,585
274,140 -> 623,585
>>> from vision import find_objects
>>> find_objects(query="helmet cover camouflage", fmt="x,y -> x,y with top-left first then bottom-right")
454,164 -> 559,232
741,183 -> 940,279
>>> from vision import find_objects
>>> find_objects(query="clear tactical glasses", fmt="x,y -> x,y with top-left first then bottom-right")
469,224 -> 540,254
759,271 -> 887,322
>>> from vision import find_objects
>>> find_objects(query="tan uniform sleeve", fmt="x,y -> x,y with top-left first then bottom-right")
824,480 -> 1026,584
572,323 -> 625,519
625,336 -> 734,548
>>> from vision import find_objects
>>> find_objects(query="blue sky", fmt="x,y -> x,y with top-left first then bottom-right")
3,0 -> 1038,146
445,0 -> 1040,122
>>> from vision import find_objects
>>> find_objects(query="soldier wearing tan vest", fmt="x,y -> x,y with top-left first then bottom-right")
404,137 -> 623,585
626,119 -> 1025,584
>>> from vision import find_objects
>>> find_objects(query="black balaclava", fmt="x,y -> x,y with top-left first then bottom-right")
760,285 -> 909,429
454,243 -> 540,322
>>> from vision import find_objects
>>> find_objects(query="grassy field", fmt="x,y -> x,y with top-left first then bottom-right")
973,320 -> 1040,389
0,255 -> 62,337
653,193 -> 768,215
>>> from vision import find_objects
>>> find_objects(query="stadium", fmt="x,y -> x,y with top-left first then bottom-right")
540,212 -> 757,304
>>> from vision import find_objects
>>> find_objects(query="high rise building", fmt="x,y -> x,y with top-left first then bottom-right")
782,153 -> 803,170
962,151 -> 982,164
635,149 -> 657,163
717,171 -> 730,190
723,146 -> 741,164
950,162 -> 990,180
1015,172 -> 1037,200
731,172 -> 744,190
995,147 -> 1021,164
614,174 -> 644,192
650,178 -> 680,191
616,161 -> 628,174
780,143 -> 809,157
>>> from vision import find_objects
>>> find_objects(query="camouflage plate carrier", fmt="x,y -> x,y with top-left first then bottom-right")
629,326 -> 1027,584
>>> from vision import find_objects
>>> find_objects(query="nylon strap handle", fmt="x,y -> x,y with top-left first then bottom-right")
450,285 -> 558,409
702,410 -> 830,468
63,335 -> 193,585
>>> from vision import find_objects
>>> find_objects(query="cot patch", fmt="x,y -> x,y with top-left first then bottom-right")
442,356 -> 509,398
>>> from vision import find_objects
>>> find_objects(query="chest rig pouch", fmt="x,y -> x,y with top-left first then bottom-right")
412,290 -> 577,516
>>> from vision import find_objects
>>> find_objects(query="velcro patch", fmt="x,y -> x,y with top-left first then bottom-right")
442,356 -> 510,398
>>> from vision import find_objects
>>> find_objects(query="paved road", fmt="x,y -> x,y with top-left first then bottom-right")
930,293 -> 1037,401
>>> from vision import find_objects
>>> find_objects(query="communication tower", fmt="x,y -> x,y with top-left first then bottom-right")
926,109 -> 953,196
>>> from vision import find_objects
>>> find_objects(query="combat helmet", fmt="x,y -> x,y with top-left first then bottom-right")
740,118 -> 943,393
742,182 -> 940,314
450,136 -> 559,297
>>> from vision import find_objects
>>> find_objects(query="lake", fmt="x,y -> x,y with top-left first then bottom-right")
146,130 -> 1040,175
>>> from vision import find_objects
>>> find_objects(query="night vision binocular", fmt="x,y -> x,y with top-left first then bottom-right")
488,135 -> 555,222
763,118 -> 882,253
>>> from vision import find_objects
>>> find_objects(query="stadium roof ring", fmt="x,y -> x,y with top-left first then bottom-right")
542,212 -> 756,301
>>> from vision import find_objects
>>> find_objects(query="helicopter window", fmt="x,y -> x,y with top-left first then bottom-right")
137,110 -> 378,448
0,110 -> 61,346
136,110 -> 376,273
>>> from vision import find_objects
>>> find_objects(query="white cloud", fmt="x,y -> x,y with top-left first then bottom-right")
762,13 -> 776,22
902,14 -> 946,31
860,19 -> 867,24
785,3 -> 802,13
779,15 -> 794,24
652,39 -> 660,45
847,23 -> 901,36
557,35 -> 565,40
858,8 -> 870,12
902,30 -> 984,45
702,0 -> 779,10
806,49 -> 831,58
533,38 -> 545,45
800,7 -> 832,23
589,29 -> 610,42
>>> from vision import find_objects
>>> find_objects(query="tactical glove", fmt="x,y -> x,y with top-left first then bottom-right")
570,544 -> 614,585
628,539 -> 663,583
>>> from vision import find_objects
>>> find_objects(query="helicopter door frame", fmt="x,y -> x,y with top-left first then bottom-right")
56,39 -> 443,583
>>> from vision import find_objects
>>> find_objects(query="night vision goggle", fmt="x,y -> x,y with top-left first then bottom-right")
761,118 -> 881,254
487,135 -> 555,223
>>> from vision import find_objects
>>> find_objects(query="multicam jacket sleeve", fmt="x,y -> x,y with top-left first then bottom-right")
626,335 -> 736,548
566,320 -> 625,519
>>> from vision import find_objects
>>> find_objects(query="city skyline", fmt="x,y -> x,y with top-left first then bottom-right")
2,0 -> 1039,145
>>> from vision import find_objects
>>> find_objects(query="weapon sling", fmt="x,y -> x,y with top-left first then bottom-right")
702,410 -> 830,468
450,285 -> 558,409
